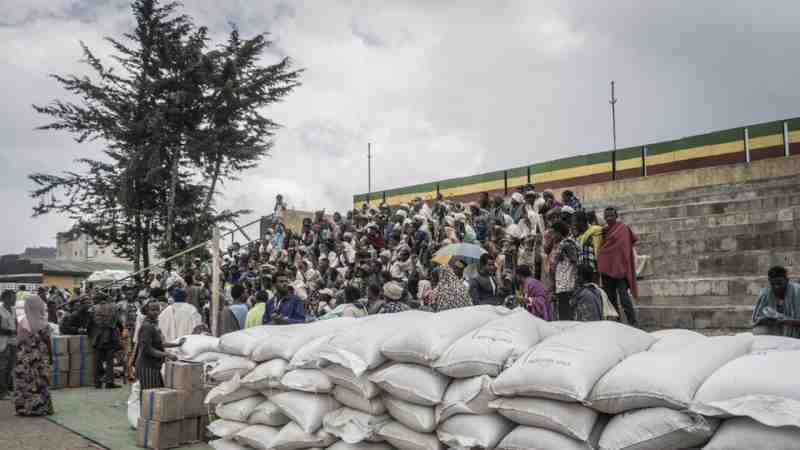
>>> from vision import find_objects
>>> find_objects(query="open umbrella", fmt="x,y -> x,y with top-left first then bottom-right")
431,243 -> 487,266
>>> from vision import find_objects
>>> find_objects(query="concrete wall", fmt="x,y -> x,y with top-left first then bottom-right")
568,153 -> 800,207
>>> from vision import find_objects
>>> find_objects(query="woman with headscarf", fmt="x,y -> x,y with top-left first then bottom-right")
14,295 -> 53,416
134,301 -> 184,392
376,282 -> 411,314
426,266 -> 473,312
516,265 -> 552,321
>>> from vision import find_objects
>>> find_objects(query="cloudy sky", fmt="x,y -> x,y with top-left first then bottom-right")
2,0 -> 800,255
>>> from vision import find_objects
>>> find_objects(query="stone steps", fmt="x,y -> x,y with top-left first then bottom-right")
587,172 -> 800,212
625,206 -> 800,236
643,249 -> 800,278
638,304 -> 753,330
636,220 -> 798,247
619,193 -> 800,224
637,276 -> 765,305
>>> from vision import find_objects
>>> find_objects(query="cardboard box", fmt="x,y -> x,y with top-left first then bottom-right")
49,370 -> 69,389
52,355 -> 70,373
179,417 -> 200,444
137,418 -> 181,450
51,336 -> 70,355
164,361 -> 203,391
68,335 -> 91,355
141,389 -> 182,422
69,351 -> 96,372
68,369 -> 94,388
177,388 -> 208,418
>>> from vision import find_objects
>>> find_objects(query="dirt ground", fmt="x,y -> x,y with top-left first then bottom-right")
0,399 -> 100,450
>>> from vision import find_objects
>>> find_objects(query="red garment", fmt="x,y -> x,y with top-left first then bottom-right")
597,222 -> 638,297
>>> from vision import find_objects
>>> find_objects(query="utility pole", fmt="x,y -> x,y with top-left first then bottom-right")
367,142 -> 372,204
610,81 -> 618,180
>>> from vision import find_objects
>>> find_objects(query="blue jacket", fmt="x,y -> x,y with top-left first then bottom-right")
262,294 -> 305,325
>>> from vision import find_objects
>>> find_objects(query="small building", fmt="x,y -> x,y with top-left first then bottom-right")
0,254 -> 133,292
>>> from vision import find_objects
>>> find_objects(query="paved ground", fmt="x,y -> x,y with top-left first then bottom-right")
1,387 -> 210,450
0,399 -> 99,450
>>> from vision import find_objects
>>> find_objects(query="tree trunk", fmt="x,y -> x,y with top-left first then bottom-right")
202,151 -> 222,214
165,148 -> 179,255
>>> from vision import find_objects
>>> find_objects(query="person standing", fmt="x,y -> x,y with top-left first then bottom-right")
92,295 -> 122,389
425,266 -> 473,312
0,290 -> 17,400
552,221 -> 579,321
752,266 -> 800,337
469,254 -> 505,306
571,264 -> 604,322
597,207 -> 639,327
134,301 -> 183,391
158,288 -> 203,343
14,295 -> 54,416
516,265 -> 552,321
262,274 -> 305,325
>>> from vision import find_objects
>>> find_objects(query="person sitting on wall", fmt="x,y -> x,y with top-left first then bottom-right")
752,265 -> 800,338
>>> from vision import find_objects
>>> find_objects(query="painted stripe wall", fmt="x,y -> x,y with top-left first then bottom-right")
354,117 -> 798,208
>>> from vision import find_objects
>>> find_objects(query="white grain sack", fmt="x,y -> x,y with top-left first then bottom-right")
323,364 -> 382,399
497,426 -> 591,450
209,438 -> 249,450
334,386 -> 387,416
749,335 -> 800,353
383,395 -> 437,434
281,369 -> 334,393
691,350 -> 800,428
648,329 -> 706,352
368,363 -> 449,406
219,326 -> 274,357
434,308 -> 554,378
703,417 -> 800,450
233,424 -> 281,450
215,396 -> 265,423
249,318 -> 357,362
377,420 -> 444,450
270,391 -> 341,433
598,407 -> 718,450
248,400 -> 291,427
436,413 -> 515,449
381,305 -> 505,366
327,442 -> 394,450
322,407 -> 391,444
270,421 -> 337,450
321,310 -> 431,376
290,334 -> 338,370
207,419 -> 249,440
590,335 -> 753,414
489,397 -> 598,442
178,334 -> 220,359
492,321 -> 655,402
240,359 -> 289,390
209,355 -> 258,382
205,375 -> 260,406
435,375 -> 496,423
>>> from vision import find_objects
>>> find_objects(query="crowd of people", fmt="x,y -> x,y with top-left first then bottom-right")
2,187 -> 800,418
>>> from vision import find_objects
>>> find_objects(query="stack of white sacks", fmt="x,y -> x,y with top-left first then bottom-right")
189,305 -> 800,450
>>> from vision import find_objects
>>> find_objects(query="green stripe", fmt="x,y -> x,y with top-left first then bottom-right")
649,127 -> 744,156
507,166 -> 528,178
439,170 -> 505,190
615,146 -> 641,160
748,120 -> 783,138
787,117 -> 800,131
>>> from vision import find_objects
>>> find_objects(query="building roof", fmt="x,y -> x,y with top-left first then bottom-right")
30,258 -> 133,276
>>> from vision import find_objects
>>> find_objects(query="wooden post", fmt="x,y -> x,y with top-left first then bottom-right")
211,226 -> 221,337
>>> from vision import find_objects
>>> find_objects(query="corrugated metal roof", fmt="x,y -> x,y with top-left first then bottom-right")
29,258 -> 133,275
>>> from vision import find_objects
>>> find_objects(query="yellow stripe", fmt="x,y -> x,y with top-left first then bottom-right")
750,134 -> 783,150
384,191 -> 437,206
534,161 -> 612,183
440,179 -> 505,198
646,140 -> 742,166
616,158 -> 641,171
507,175 -> 528,188
788,130 -> 800,144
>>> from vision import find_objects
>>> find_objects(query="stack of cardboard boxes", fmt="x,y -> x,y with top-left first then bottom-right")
137,361 -> 210,450
50,335 -> 96,389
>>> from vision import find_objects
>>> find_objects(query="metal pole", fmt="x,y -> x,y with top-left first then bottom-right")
744,127 -> 751,163
784,121 -> 790,157
231,218 -> 252,243
368,142 -> 372,204
610,81 -> 618,180
211,226 -> 221,337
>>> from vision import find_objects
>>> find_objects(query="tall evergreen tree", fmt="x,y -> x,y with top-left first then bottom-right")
30,0 -> 301,268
